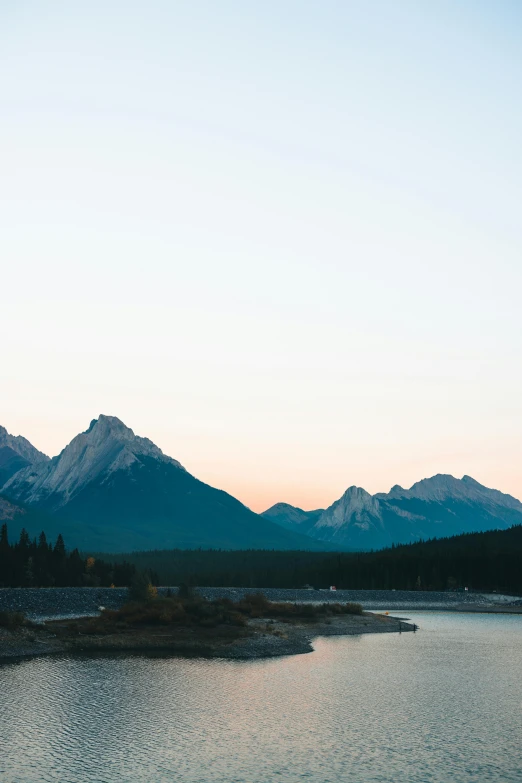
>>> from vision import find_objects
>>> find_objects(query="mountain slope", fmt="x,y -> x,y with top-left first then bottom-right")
0,494 -> 26,523
266,474 -> 522,550
377,474 -> 522,541
1,415 -> 323,552
0,425 -> 49,486
2,415 -> 184,508
311,486 -> 393,549
261,503 -> 324,534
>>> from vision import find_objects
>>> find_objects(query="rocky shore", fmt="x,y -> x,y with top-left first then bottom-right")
2,586 -> 520,621
0,608 -> 415,662
2,586 -> 518,663
219,612 -> 415,659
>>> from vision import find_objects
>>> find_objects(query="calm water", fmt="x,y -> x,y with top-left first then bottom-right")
1,613 -> 521,783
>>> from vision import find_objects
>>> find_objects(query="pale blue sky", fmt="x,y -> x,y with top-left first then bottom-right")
1,1 -> 521,510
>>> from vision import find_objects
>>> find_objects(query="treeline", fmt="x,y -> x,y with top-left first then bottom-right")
0,524 -> 136,588
98,525 -> 522,594
2,523 -> 521,593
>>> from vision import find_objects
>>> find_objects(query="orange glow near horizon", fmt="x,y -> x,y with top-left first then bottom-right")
4,413 -> 521,514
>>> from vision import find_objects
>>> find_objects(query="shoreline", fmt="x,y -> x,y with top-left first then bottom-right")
0,611 -> 414,663
442,605 -> 522,614
2,586 -> 520,622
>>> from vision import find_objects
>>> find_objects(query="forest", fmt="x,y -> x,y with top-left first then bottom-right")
1,523 -> 520,593
101,524 -> 522,594
0,524 -> 135,588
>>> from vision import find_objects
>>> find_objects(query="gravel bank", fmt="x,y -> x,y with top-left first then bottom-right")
220,613 -> 415,659
1,586 -> 520,621
0,612 -> 414,662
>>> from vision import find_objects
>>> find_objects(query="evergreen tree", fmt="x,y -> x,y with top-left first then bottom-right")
18,528 -> 30,549
0,523 -> 8,551
54,534 -> 65,557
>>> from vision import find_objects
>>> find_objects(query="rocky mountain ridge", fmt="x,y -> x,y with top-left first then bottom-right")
263,474 -> 522,549
0,416 -> 323,552
2,418 -> 521,552
3,415 -> 184,509
0,426 -> 49,465
0,425 -> 50,486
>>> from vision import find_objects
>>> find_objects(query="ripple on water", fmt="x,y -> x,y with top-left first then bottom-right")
1,613 -> 521,783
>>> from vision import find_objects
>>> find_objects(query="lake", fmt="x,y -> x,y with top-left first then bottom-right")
1,612 -> 521,783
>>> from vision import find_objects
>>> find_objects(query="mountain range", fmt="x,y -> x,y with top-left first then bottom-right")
1,415 -> 521,552
262,475 -> 522,549
0,416 -> 322,552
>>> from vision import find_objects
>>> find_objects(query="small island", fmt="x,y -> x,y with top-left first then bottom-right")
0,589 -> 415,661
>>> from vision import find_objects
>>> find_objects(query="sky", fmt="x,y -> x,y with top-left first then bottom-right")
1,1 -> 522,511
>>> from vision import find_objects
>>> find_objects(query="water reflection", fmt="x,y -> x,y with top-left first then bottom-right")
1,613 -> 521,783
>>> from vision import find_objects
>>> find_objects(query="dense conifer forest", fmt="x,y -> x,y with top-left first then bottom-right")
0,524 -> 135,588
1,523 -> 520,593
102,525 -> 522,594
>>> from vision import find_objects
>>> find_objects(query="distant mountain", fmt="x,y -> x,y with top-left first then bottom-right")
261,503 -> 324,534
0,425 -> 49,486
264,474 -> 522,550
5,417 -> 520,553
312,486 -> 391,549
1,415 -> 323,552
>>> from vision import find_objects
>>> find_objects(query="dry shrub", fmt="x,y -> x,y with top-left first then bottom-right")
326,602 -> 363,615
342,602 -> 363,615
237,592 -> 271,616
72,594 -> 362,636
0,611 -> 26,629
90,596 -> 249,631
236,595 -> 362,622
